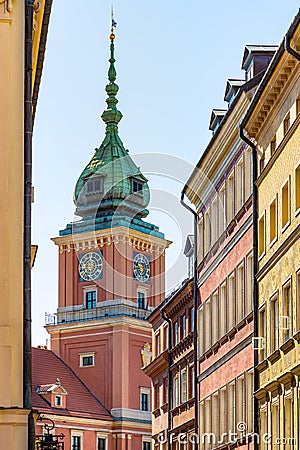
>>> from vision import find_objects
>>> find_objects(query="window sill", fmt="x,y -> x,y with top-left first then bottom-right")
295,207 -> 300,217
161,402 -> 168,413
258,250 -> 266,262
293,330 -> 300,342
280,338 -> 294,354
267,349 -> 281,364
281,220 -> 290,234
269,236 -> 278,248
256,359 -> 268,372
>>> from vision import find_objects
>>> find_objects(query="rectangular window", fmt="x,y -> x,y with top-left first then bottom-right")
211,199 -> 218,244
86,176 -> 104,193
282,282 -> 292,341
259,154 -> 265,174
246,371 -> 254,433
80,354 -> 94,367
284,397 -> 294,445
228,272 -> 235,330
236,157 -> 244,212
198,307 -> 204,356
162,326 -> 168,351
55,395 -> 62,406
97,438 -> 106,450
181,369 -> 187,403
244,149 -> 252,201
258,214 -> 265,257
228,382 -> 235,435
198,217 -> 204,261
236,262 -> 245,323
86,291 -> 96,309
269,197 -> 277,243
163,377 -> 168,404
204,397 -> 212,444
154,384 -> 160,409
205,300 -> 211,351
140,391 -> 150,411
270,136 -> 276,156
281,180 -> 290,228
236,376 -> 245,425
211,291 -> 219,344
270,294 -> 279,353
72,436 -> 81,450
219,282 -> 227,337
143,442 -> 151,450
132,179 -> 143,193
259,308 -> 266,360
138,291 -> 145,309
245,253 -> 253,316
204,210 -> 211,255
296,163 -> 300,211
220,387 -> 226,439
284,112 -> 290,135
219,185 -> 226,235
227,171 -> 234,223
181,314 -> 187,339
174,321 -> 179,346
155,332 -> 161,356
271,403 -> 280,447
212,392 -> 219,443
190,306 -> 194,333
173,376 -> 179,408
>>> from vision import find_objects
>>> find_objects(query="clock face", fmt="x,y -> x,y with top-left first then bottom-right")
133,253 -> 150,283
79,252 -> 103,281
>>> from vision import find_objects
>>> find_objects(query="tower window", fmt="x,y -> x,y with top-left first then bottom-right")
86,291 -> 96,309
80,353 -> 95,367
143,442 -> 151,450
97,438 -> 106,450
132,179 -> 143,193
137,291 -> 146,309
140,390 -> 150,411
86,176 -> 104,194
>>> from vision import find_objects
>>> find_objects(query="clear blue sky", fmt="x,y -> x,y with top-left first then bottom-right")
32,1 -> 300,345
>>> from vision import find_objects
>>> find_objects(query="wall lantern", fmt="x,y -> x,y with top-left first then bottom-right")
35,415 -> 65,450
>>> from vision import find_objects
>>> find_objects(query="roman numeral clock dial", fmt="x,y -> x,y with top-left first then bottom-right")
78,251 -> 103,281
133,253 -> 150,283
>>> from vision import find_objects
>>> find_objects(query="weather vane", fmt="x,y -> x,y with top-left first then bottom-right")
110,5 -> 117,40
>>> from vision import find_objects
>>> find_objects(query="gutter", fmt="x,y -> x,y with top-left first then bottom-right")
24,1 -> 34,449
180,191 -> 198,450
238,126 -> 258,450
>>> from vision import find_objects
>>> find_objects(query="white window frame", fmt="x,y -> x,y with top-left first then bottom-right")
71,431 -> 83,450
96,434 -> 108,450
83,285 -> 98,308
55,395 -> 62,407
140,387 -> 150,411
79,352 -> 95,368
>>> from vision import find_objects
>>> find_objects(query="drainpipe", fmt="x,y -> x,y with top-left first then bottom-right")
161,308 -> 173,450
24,1 -> 34,449
285,31 -> 300,61
180,191 -> 198,450
239,126 -> 259,450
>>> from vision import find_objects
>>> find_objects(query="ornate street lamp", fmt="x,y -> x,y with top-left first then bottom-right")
35,416 -> 65,450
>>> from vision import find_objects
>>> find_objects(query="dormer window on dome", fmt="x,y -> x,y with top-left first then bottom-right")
132,179 -> 144,194
85,175 -> 104,195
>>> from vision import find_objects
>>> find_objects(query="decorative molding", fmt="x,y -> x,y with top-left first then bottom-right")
0,0 -> 12,13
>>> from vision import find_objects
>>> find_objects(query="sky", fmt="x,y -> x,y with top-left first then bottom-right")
32,1 -> 300,346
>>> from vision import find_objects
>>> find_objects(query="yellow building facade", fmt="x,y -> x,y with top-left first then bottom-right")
242,11 -> 300,449
0,0 -> 52,448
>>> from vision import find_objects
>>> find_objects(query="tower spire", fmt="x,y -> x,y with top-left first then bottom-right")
101,8 -> 122,127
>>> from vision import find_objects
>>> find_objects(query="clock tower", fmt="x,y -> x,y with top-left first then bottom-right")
46,24 -> 170,449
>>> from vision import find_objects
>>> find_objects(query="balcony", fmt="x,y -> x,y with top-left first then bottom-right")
45,302 -> 153,326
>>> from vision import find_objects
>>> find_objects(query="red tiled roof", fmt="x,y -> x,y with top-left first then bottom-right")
32,347 -> 112,420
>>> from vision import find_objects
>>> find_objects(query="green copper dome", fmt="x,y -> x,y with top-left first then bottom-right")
74,31 -> 150,220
